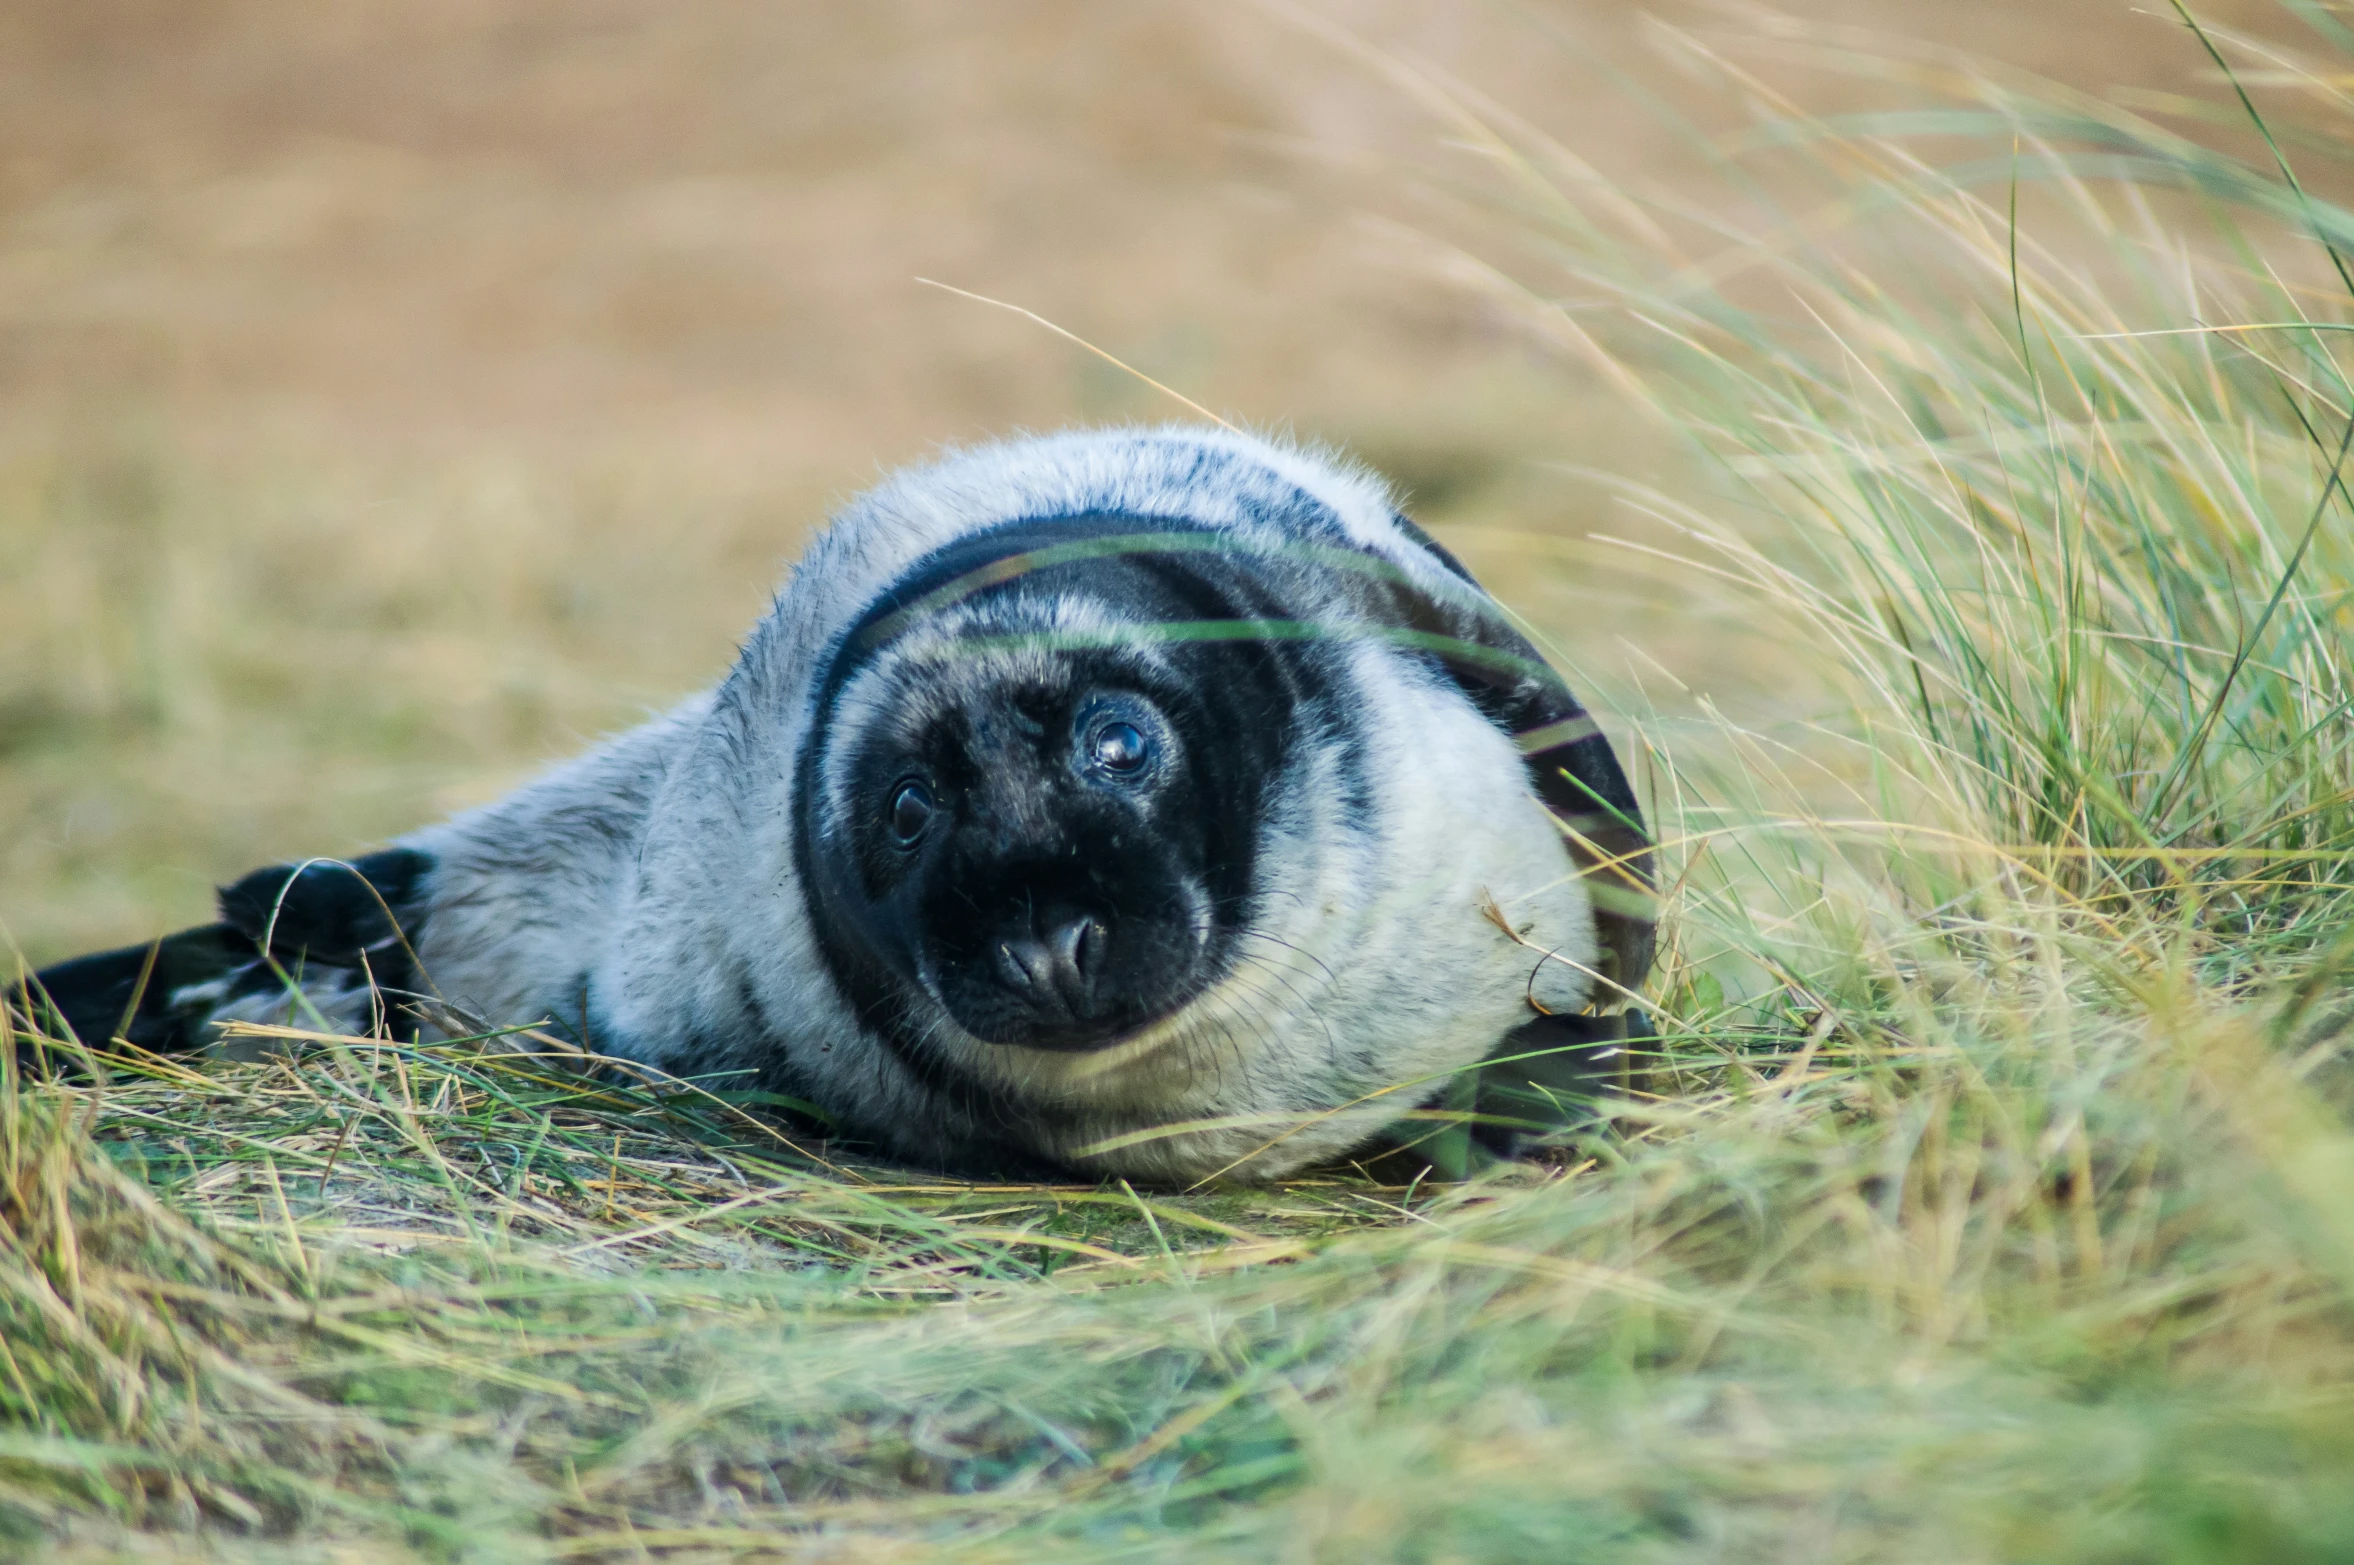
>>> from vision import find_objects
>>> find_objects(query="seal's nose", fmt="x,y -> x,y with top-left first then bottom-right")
993,913 -> 1103,1020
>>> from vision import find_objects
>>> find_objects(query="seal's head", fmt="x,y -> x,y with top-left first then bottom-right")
795,515 -> 1317,1056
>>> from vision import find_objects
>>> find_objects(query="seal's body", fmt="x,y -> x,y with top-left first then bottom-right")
15,429 -> 1652,1182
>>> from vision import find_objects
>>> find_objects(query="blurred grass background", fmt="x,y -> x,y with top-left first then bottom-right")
0,0 -> 2281,964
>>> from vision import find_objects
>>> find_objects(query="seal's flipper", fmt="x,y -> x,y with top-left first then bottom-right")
1468,1009 -> 1641,1161
216,849 -> 431,985
11,924 -> 256,1060
10,847 -> 434,1072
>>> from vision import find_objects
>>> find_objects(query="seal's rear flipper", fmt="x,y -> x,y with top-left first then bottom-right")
10,924 -> 258,1063
10,848 -> 434,1072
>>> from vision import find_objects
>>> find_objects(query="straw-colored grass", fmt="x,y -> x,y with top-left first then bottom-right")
11,6 -> 2354,1560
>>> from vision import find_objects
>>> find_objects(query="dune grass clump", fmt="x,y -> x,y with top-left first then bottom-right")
9,5 -> 2354,1559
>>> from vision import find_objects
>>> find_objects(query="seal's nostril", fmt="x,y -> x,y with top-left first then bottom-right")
993,917 -> 1103,1020
1049,915 -> 1097,982
995,937 -> 1051,994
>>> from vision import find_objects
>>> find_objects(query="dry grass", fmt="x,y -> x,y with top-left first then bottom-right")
10,3 -> 2354,1560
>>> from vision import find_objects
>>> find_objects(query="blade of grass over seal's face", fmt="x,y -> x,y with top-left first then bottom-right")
840,522 -> 1657,1023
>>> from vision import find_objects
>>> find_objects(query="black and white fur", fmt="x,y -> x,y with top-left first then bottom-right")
12,428 -> 1653,1183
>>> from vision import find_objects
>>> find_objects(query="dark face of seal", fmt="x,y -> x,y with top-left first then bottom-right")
828,661 -> 1241,1049
796,516 -> 1331,1057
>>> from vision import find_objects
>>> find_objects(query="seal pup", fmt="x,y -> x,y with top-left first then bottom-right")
12,427 -> 1653,1182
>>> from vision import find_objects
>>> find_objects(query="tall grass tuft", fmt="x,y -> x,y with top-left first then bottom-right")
1504,7 -> 2354,942
10,5 -> 2354,1559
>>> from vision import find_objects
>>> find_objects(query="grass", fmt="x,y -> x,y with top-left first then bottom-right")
11,4 -> 2354,1559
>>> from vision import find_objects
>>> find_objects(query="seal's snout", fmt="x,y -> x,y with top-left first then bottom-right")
992,911 -> 1105,1023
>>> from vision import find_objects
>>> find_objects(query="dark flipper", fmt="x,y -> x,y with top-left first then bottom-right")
11,924 -> 257,1059
1469,1008 -> 1651,1161
9,848 -> 433,1067
214,849 -> 432,996
1355,1011 -> 1653,1181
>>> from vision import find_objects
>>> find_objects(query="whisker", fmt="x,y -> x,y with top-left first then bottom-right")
1235,927 -> 1343,990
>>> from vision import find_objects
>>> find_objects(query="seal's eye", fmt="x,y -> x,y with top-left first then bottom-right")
887,780 -> 934,843
1090,721 -> 1149,774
